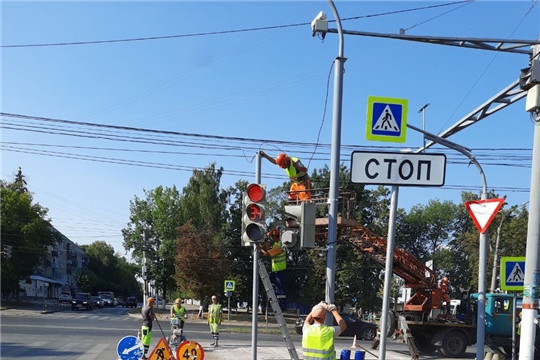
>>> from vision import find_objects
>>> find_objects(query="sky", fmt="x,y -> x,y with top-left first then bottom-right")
2,1 -> 539,259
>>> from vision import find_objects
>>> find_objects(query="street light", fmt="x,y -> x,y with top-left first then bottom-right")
417,103 -> 430,152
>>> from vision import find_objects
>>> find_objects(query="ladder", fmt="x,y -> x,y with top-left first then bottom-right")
258,258 -> 299,360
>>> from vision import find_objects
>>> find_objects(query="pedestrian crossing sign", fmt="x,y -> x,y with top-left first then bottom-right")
224,280 -> 235,291
500,257 -> 526,291
366,96 -> 408,143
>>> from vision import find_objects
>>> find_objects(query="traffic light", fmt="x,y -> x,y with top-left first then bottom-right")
242,183 -> 267,246
284,202 -> 316,248
3,245 -> 12,258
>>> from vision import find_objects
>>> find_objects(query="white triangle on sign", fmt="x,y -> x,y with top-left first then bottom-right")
506,263 -> 524,283
464,198 -> 505,234
373,105 -> 400,132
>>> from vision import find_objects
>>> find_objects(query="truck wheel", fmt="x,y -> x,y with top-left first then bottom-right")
440,331 -> 467,358
386,311 -> 396,338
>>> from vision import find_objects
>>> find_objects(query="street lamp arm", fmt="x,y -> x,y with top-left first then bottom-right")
324,28 -> 538,55
327,1 -> 344,57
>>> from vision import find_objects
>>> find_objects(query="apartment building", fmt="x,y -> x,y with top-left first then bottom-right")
19,226 -> 88,299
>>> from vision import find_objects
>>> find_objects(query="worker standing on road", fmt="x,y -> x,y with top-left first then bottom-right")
260,151 -> 311,202
259,228 -> 287,310
208,295 -> 223,347
170,298 -> 188,329
303,301 -> 347,360
141,297 -> 156,360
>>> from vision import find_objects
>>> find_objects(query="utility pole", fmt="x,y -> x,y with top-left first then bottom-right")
142,232 -> 148,306
519,40 -> 540,360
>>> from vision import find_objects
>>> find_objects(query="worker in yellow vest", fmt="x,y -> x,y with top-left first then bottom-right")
207,295 -> 222,347
259,228 -> 287,309
302,301 -> 347,360
170,298 -> 187,328
260,151 -> 311,202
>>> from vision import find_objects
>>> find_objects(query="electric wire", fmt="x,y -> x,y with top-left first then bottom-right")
438,0 -> 539,133
1,1 -> 473,48
400,0 -> 475,33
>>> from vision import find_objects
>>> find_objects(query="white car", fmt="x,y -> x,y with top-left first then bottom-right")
58,291 -> 72,304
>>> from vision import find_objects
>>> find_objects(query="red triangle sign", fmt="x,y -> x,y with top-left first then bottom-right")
464,198 -> 505,234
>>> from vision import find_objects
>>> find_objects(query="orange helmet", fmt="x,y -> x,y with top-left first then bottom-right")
147,297 -> 155,304
276,153 -> 288,168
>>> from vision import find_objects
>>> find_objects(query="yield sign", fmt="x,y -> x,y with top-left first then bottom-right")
464,198 -> 505,234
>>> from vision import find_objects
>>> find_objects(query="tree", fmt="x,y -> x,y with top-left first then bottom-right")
1,169 -> 60,298
122,185 -> 183,301
80,241 -> 140,296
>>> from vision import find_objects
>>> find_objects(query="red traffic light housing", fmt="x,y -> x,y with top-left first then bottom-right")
242,183 -> 267,245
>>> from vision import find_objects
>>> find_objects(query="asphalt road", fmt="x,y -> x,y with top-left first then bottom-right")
0,306 -> 480,360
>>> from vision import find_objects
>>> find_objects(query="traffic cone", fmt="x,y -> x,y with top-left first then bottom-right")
351,335 -> 358,348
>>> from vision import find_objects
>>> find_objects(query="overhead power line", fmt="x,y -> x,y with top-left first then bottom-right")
2,1 -> 473,48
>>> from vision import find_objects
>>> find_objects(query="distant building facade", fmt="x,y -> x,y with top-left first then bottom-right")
19,226 -> 88,299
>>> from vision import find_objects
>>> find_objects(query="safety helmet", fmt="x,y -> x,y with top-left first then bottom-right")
175,298 -> 182,304
276,153 -> 288,168
311,304 -> 326,321
267,229 -> 280,237
147,297 -> 155,304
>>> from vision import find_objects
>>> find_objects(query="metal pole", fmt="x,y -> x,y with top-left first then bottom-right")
228,296 -> 231,321
513,292 -> 518,360
490,213 -> 506,293
142,232 -> 147,306
417,103 -> 430,152
519,79 -> 540,360
325,0 -> 346,313
407,123 -> 489,360
378,186 -> 399,360
252,151 -> 262,360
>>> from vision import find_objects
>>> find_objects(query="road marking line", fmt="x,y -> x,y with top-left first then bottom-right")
74,343 -> 109,360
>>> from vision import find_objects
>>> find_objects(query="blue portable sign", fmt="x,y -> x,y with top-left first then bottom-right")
117,335 -> 144,360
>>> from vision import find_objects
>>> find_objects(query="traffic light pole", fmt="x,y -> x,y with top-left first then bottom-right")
251,151 -> 262,360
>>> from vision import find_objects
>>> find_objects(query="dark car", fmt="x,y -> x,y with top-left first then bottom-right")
71,293 -> 93,311
295,313 -> 377,340
125,296 -> 137,308
91,296 -> 103,309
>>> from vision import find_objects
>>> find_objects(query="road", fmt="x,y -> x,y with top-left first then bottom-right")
0,306 -> 479,360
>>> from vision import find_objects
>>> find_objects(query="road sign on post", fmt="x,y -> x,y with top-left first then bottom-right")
464,198 -> 505,234
366,96 -> 408,143
350,151 -> 446,186
224,280 -> 235,292
500,257 -> 526,291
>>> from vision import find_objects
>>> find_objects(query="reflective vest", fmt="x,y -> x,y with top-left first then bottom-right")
172,304 -> 186,318
208,303 -> 221,323
271,243 -> 286,272
285,157 -> 307,183
302,324 -> 336,360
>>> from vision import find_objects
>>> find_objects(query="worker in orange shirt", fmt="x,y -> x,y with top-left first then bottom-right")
260,151 -> 311,202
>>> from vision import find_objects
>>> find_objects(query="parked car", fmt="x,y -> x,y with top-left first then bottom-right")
116,296 -> 124,307
295,313 -> 377,340
58,291 -> 72,304
71,293 -> 93,311
125,296 -> 137,308
91,296 -> 104,309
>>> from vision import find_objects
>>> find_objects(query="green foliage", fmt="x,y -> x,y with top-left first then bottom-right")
1,170 -> 60,297
79,242 -> 140,297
